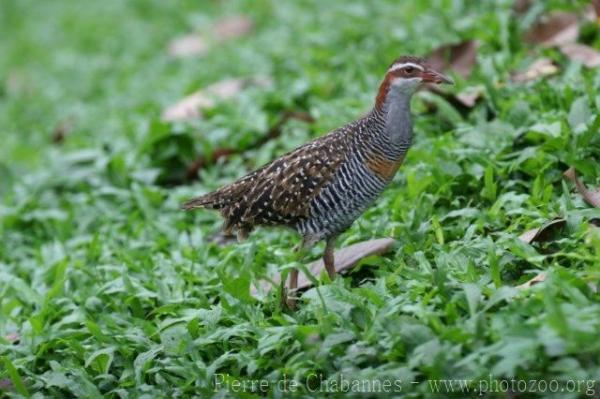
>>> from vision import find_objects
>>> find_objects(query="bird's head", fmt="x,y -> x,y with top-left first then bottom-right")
376,55 -> 453,108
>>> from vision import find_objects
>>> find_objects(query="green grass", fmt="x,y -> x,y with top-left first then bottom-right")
1,0 -> 600,397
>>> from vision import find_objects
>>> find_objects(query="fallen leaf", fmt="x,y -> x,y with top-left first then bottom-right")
517,272 -> 547,289
559,43 -> 600,67
167,34 -> 209,58
294,238 -> 396,290
167,15 -> 254,58
512,58 -> 559,82
162,76 -> 272,122
525,11 -> 579,46
454,87 -> 484,107
564,167 -> 600,208
423,41 -> 480,112
424,84 -> 483,110
251,238 -> 397,296
162,80 -> 239,121
426,40 -> 478,79
213,15 -> 254,41
518,218 -> 566,244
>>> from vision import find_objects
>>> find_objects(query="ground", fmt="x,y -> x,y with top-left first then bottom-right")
1,0 -> 600,397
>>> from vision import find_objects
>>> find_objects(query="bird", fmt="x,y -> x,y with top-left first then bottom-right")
183,55 -> 452,305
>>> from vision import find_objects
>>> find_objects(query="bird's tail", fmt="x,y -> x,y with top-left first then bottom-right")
181,192 -> 225,210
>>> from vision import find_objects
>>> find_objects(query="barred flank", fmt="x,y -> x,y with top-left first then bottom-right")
183,82 -> 411,242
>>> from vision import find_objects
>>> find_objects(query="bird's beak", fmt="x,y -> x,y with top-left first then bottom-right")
421,68 -> 454,85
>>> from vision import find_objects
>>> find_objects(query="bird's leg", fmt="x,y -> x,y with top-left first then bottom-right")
236,227 -> 249,242
286,268 -> 299,309
323,236 -> 337,280
283,238 -> 312,309
285,241 -> 308,309
288,265 -> 299,291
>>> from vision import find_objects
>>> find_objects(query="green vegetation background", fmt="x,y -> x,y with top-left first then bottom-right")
1,0 -> 599,397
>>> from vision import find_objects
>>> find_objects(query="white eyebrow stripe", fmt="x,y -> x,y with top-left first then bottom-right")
388,62 -> 424,72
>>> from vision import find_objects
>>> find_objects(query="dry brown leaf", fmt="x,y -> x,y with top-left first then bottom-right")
563,167 -> 600,208
162,80 -> 242,121
251,238 -> 397,296
517,272 -> 547,289
423,41 -> 479,111
454,87 -> 484,108
512,58 -> 559,82
560,43 -> 600,68
424,84 -> 483,110
525,11 -> 579,46
426,40 -> 478,79
293,238 -> 396,290
162,77 -> 272,122
518,218 -> 566,244
167,34 -> 208,58
167,15 -> 253,58
214,15 -> 254,41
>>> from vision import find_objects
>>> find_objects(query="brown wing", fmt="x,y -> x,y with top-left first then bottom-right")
184,129 -> 348,231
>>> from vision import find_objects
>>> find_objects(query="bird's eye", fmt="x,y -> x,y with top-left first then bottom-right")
404,66 -> 415,73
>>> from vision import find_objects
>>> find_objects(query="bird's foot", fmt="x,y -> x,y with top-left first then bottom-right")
279,283 -> 298,310
209,231 -> 237,246
285,295 -> 297,310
